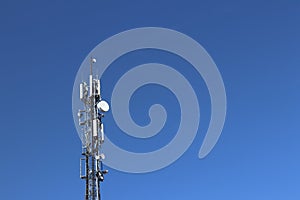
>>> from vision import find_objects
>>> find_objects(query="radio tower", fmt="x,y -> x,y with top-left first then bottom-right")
77,58 -> 110,200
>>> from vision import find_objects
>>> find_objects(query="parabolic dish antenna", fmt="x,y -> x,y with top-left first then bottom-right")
97,100 -> 110,112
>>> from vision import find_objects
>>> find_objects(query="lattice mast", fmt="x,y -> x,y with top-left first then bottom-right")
77,58 -> 109,200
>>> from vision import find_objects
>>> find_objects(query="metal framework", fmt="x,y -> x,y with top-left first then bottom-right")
77,58 -> 109,200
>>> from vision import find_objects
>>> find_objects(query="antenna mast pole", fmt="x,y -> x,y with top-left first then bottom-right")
78,58 -> 108,200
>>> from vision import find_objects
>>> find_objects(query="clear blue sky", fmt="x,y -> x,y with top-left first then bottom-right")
0,0 -> 300,199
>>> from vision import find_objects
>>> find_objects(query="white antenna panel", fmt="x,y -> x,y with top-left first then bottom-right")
79,82 -> 87,101
100,123 -> 104,144
96,79 -> 100,96
89,75 -> 93,97
93,119 -> 98,137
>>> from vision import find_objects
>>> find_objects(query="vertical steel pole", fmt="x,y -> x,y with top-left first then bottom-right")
85,152 -> 89,200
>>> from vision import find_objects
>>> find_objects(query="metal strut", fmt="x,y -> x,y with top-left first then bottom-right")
85,152 -> 89,200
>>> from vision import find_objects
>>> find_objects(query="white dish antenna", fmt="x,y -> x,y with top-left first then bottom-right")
97,100 -> 110,112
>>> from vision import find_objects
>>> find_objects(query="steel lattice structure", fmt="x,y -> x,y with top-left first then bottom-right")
77,58 -> 109,200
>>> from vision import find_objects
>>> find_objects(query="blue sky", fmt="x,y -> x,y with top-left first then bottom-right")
1,0 -> 300,199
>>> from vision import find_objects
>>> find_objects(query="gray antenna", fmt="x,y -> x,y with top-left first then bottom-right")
77,57 -> 110,200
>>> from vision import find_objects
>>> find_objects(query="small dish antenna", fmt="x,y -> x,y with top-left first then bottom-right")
97,100 -> 110,112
